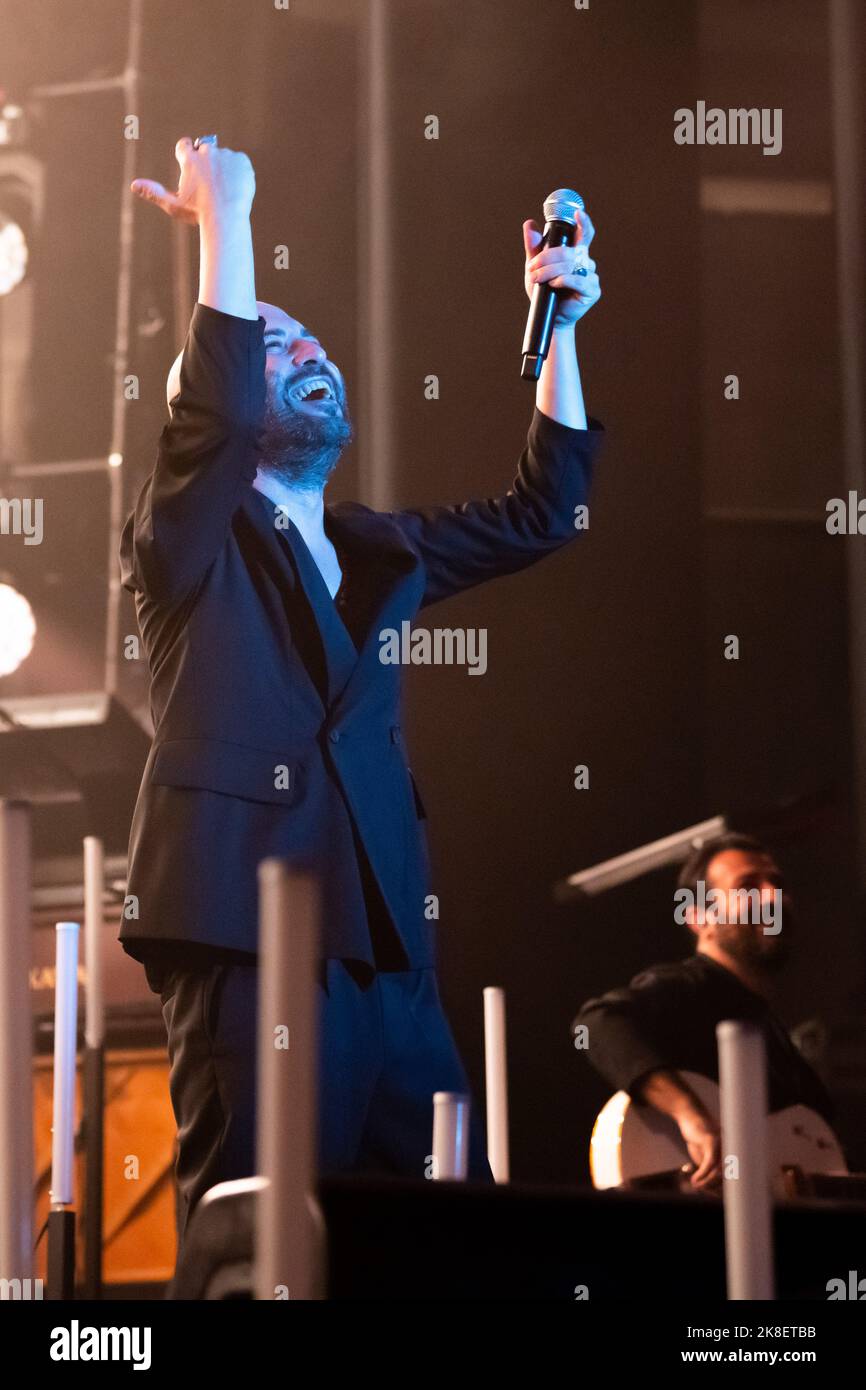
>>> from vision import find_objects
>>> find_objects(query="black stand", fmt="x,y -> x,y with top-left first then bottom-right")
82,1042 -> 105,1299
47,1208 -> 76,1300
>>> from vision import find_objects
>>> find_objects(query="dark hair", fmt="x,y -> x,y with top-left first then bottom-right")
676,832 -> 769,895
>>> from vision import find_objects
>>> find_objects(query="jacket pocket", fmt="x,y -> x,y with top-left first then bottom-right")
408,770 -> 427,821
149,737 -> 300,807
390,725 -> 427,821
201,963 -> 227,1051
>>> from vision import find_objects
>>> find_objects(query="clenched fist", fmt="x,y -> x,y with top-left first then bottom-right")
131,137 -> 255,226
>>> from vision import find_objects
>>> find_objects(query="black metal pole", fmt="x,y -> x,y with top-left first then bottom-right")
82,1042 -> 104,1299
47,1208 -> 76,1300
830,0 -> 866,889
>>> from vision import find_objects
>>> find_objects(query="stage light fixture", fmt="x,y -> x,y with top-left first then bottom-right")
0,210 -> 27,295
0,580 -> 36,676
0,103 -> 40,295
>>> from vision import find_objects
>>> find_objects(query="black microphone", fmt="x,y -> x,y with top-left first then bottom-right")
521,188 -> 584,381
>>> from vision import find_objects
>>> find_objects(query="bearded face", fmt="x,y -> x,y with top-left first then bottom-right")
167,304 -> 355,490
713,911 -> 792,973
257,359 -> 353,490
697,848 -> 793,976
252,299 -> 354,491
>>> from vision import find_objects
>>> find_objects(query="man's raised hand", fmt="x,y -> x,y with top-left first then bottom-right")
130,137 -> 255,226
523,208 -> 601,329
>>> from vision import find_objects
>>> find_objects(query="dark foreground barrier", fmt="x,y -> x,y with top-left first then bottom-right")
171,1175 -> 866,1302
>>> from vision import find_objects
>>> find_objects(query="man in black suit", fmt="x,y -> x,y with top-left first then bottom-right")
122,136 -> 603,1233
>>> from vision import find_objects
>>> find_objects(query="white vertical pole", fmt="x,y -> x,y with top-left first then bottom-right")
83,837 -> 104,1050
0,800 -> 33,1284
432,1092 -> 470,1181
50,923 -> 80,1209
483,986 -> 509,1182
357,0 -> 395,509
717,1020 -> 775,1300
255,861 -> 324,1301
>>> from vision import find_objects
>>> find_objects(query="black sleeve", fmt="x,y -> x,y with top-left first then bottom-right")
390,407 -> 604,608
124,303 -> 266,603
573,968 -> 691,1099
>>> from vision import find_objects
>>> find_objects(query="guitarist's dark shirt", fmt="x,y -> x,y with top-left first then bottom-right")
573,953 -> 834,1123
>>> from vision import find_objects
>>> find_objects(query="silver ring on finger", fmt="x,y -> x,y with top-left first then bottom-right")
193,134 -> 218,149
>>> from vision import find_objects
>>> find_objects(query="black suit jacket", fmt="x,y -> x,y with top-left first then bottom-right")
119,303 -> 603,971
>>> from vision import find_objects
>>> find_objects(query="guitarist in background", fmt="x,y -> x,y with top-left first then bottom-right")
572,832 -> 834,1191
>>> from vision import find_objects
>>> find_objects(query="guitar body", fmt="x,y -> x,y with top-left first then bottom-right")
590,1070 -> 848,1198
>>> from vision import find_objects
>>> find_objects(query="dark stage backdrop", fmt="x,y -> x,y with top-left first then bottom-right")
381,0 -> 705,1184
1,0 -> 862,1185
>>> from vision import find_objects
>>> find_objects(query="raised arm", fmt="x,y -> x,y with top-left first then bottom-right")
123,139 -> 263,602
527,208 -> 600,429
392,207 -> 603,606
392,407 -> 602,607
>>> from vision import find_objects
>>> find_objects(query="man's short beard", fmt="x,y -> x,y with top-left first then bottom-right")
716,921 -> 790,974
257,388 -> 353,490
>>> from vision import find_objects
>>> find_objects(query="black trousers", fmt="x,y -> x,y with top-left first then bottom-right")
159,957 -> 493,1238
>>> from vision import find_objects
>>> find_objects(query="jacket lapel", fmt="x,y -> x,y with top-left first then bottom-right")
239,489 -> 335,710
324,503 -> 424,725
239,487 -> 423,717
288,524 -> 358,704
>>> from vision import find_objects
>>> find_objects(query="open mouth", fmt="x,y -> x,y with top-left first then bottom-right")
288,374 -> 338,407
